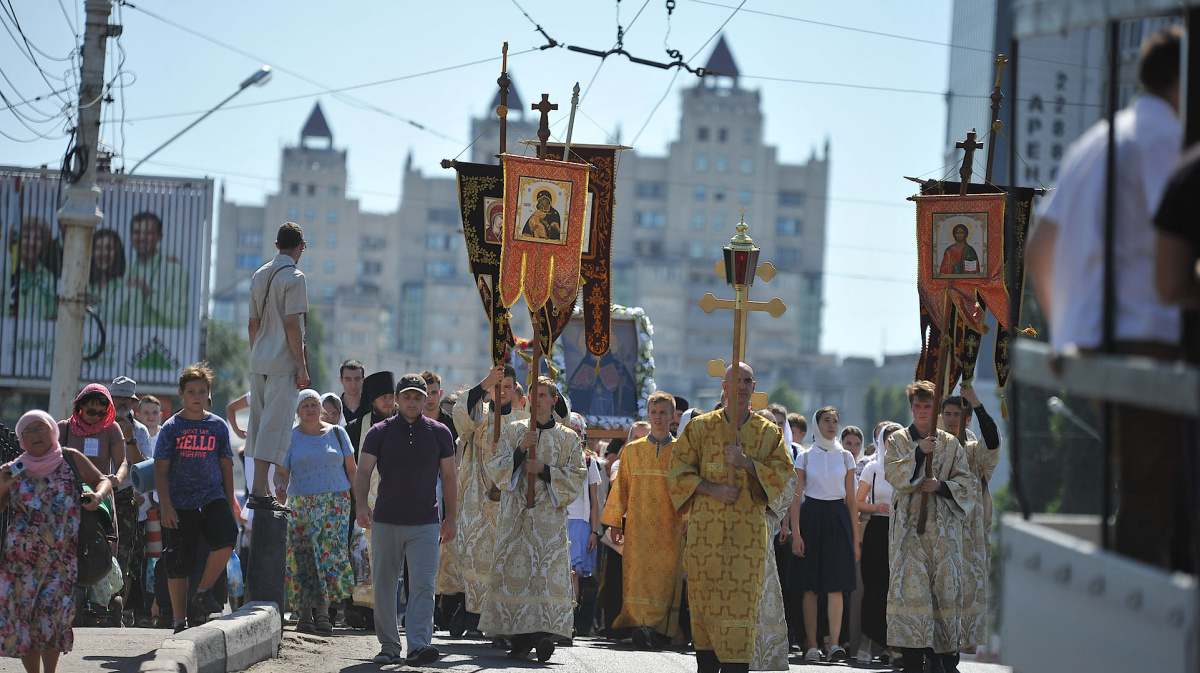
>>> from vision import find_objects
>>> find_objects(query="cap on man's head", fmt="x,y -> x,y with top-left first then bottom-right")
362,371 -> 396,404
397,373 -> 428,397
674,396 -> 689,411
110,376 -> 138,400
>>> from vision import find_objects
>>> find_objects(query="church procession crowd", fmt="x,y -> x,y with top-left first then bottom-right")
0,221 -> 1003,673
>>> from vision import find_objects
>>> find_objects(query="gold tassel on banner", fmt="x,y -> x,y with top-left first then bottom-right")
1001,393 -> 1009,420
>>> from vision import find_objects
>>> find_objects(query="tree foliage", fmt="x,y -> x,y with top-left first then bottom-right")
767,378 -> 803,417
205,320 -> 248,416
862,380 -> 910,432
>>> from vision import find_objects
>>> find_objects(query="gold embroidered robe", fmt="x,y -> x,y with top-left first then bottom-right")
961,432 -> 1000,648
436,392 -> 528,610
884,427 -> 979,653
668,410 -> 794,664
477,420 -> 586,638
753,466 -> 796,670
599,436 -> 686,636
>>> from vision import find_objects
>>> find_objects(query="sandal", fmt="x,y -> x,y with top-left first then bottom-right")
315,613 -> 333,636
296,611 -> 316,634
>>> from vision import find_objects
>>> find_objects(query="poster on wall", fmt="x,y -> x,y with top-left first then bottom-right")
0,169 -> 214,389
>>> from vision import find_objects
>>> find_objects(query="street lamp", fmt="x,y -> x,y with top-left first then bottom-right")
129,65 -> 272,174
1047,395 -> 1102,441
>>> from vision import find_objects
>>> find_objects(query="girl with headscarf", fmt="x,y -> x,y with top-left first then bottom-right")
789,406 -> 859,663
275,389 -> 357,636
59,383 -> 131,492
0,410 -> 111,673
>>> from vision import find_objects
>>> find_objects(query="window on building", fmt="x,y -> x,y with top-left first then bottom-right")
693,154 -> 709,172
358,260 -> 382,276
324,259 -> 336,274
694,185 -> 707,201
740,158 -> 756,175
427,234 -> 449,250
714,187 -> 726,201
237,229 -> 262,248
323,283 -> 336,299
360,236 -> 387,250
305,206 -> 316,222
426,260 -> 454,276
326,209 -> 339,224
777,217 -> 802,235
236,253 -> 262,270
307,184 -> 316,196
289,183 -> 300,195
428,207 -> 458,224
715,156 -> 728,173
743,128 -> 756,143
712,212 -> 726,230
777,248 -> 800,266
711,244 -> 724,259
697,126 -> 710,141
692,212 -> 707,229
688,241 -> 706,259
325,234 -> 338,248
302,258 -> 313,272
328,185 -> 340,198
738,189 -> 753,204
636,181 -> 667,199
718,127 -> 728,143
779,190 -> 806,206
286,205 -> 299,221
635,210 -> 666,229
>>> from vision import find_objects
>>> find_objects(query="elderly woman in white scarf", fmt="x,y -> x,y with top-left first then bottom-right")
788,405 -> 860,664
0,410 -> 111,673
275,389 -> 357,636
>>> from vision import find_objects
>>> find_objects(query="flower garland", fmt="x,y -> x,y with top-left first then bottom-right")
557,303 -> 657,430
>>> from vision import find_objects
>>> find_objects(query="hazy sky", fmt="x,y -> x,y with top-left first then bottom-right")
1,0 -> 958,360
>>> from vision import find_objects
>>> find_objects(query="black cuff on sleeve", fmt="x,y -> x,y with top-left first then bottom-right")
467,385 -> 485,414
936,481 -> 952,499
912,448 -> 927,482
538,464 -> 552,483
512,447 -> 525,469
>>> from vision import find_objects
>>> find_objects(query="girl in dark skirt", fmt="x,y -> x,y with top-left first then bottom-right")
856,421 -> 903,666
789,406 -> 859,663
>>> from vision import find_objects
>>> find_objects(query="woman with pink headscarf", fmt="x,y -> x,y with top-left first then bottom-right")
58,384 -> 131,491
0,410 -> 111,673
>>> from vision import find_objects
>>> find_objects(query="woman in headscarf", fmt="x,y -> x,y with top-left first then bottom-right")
789,406 -> 859,663
319,393 -> 343,426
855,421 -> 904,666
275,389 -> 357,635
0,410 -> 111,673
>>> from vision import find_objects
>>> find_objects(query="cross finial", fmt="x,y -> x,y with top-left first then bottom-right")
993,53 -> 1009,89
956,129 -> 984,195
532,93 -> 558,159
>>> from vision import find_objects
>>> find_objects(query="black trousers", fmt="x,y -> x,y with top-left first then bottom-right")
695,649 -> 749,673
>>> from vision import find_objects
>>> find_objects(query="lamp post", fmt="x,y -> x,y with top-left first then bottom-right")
129,65 -> 272,174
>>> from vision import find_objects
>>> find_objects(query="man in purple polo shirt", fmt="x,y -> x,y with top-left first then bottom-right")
355,373 -> 458,666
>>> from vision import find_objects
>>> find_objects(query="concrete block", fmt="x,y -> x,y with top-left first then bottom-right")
201,601 -> 282,672
164,627 -> 226,673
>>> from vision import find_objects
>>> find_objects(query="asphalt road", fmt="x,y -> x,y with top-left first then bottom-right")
0,626 -> 1014,672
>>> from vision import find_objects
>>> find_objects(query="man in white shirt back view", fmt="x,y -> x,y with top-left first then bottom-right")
1026,25 -> 1186,571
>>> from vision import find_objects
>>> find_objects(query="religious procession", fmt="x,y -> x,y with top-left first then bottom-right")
2,2 -> 1200,673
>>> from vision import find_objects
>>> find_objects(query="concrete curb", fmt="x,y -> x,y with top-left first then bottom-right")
139,601 -> 281,673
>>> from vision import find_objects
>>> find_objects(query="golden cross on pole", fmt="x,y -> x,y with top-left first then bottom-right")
699,212 -> 787,485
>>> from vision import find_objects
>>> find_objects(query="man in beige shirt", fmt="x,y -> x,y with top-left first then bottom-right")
246,221 -> 309,511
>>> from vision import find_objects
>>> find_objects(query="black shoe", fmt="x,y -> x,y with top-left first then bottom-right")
536,636 -> 556,662
247,494 -> 290,513
632,626 -> 652,648
173,620 -> 188,634
191,589 -> 223,615
508,635 -> 534,659
406,645 -> 440,666
491,637 -> 511,649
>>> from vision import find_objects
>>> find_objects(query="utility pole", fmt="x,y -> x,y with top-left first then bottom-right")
50,0 -> 116,419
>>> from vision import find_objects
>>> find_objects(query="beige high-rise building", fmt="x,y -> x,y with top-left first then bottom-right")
212,37 -> 829,401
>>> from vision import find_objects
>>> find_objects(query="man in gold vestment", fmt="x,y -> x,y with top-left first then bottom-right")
669,364 -> 794,673
884,381 -> 978,673
479,377 -> 586,663
601,391 -> 686,647
438,365 -> 528,635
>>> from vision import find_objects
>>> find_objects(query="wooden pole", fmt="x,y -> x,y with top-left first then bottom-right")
726,285 -> 748,486
526,317 -> 541,509
918,307 -> 955,534
493,42 -> 510,455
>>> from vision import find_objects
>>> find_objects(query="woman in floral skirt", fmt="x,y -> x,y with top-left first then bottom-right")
0,410 -> 112,673
275,389 -> 357,635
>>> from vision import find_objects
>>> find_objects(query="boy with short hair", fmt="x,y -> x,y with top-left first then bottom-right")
154,362 -> 238,633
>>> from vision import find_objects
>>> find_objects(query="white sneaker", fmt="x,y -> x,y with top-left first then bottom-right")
856,649 -> 873,664
804,647 -> 822,662
829,645 -> 848,662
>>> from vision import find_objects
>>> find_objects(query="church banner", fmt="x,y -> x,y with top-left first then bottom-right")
454,161 -> 514,365
915,192 -> 1008,332
541,143 -> 621,357
0,169 -> 212,392
498,154 -> 589,311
